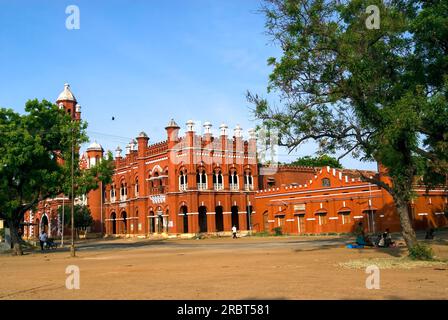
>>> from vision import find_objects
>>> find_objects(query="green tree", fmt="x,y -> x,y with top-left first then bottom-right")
288,155 -> 343,168
58,205 -> 93,236
248,0 -> 448,254
0,99 -> 114,255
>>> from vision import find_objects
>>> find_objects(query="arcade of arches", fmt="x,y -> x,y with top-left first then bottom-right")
106,204 -> 253,235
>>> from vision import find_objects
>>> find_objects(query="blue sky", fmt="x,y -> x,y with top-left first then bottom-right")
0,0 -> 376,170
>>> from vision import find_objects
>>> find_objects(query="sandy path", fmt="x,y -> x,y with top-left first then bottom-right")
0,237 -> 447,299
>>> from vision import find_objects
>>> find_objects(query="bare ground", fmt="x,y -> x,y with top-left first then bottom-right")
0,235 -> 447,300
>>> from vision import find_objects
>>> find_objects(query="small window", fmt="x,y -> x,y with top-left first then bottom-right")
322,178 -> 331,187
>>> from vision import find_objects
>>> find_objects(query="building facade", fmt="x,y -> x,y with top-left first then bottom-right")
254,165 -> 448,234
96,119 -> 258,237
22,84 -> 448,239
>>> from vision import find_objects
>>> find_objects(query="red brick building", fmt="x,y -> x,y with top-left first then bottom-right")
97,118 -> 258,237
22,84 -> 448,239
24,84 -> 258,238
254,165 -> 448,235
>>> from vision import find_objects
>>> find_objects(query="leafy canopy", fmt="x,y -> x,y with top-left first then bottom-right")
286,155 -> 343,168
0,99 -> 114,223
248,0 -> 448,202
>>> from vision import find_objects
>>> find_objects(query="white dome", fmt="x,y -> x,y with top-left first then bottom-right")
165,118 -> 179,129
87,141 -> 103,151
57,83 -> 77,102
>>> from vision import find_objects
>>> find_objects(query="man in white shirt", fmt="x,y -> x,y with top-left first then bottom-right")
232,225 -> 237,239
39,231 -> 48,251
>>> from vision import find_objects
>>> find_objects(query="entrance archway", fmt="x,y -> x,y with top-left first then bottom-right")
157,214 -> 163,233
180,206 -> 188,233
246,205 -> 253,231
110,212 -> 116,234
121,211 -> 127,234
149,211 -> 155,233
215,206 -> 224,232
41,215 -> 49,234
231,206 -> 239,230
198,206 -> 207,233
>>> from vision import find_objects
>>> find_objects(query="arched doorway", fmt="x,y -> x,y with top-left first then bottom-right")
157,214 -> 163,233
121,211 -> 127,234
149,211 -> 155,233
231,206 -> 239,230
180,206 -> 188,233
198,206 -> 207,233
41,215 -> 49,234
215,206 -> 224,232
246,205 -> 253,231
110,212 -> 116,234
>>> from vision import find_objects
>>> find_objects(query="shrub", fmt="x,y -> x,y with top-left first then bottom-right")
0,228 -> 4,240
408,243 -> 434,261
272,227 -> 283,236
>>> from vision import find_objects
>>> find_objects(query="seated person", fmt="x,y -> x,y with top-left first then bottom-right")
374,233 -> 383,247
355,222 -> 365,245
356,235 -> 366,246
425,228 -> 435,240
377,235 -> 385,247
383,228 -> 394,247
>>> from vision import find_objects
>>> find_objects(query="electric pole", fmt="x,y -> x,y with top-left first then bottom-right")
70,122 -> 76,257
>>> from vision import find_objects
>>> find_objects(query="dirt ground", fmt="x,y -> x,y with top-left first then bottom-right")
1,235 -> 447,300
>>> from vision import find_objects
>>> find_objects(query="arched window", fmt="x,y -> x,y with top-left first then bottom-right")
213,169 -> 223,190
229,169 -> 239,190
110,184 -> 116,202
120,182 -> 127,200
153,172 -> 159,187
196,168 -> 207,190
244,169 -> 254,191
135,177 -> 139,197
179,169 -> 188,191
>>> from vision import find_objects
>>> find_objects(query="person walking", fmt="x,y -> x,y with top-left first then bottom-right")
232,225 -> 237,239
39,231 -> 48,251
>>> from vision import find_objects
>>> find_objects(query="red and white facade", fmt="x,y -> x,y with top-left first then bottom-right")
22,84 -> 448,239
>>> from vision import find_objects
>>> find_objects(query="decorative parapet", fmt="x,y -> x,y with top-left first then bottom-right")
150,194 -> 166,204
255,166 -> 378,195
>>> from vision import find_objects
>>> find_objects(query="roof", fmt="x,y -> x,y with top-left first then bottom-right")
57,83 -> 77,102
138,131 -> 148,138
165,118 -> 180,129
87,141 -> 103,152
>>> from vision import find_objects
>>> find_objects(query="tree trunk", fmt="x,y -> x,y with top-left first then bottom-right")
395,198 -> 418,249
8,219 -> 23,256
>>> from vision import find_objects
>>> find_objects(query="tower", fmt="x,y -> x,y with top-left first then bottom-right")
56,83 -> 81,121
86,141 -> 105,233
165,119 -> 181,191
